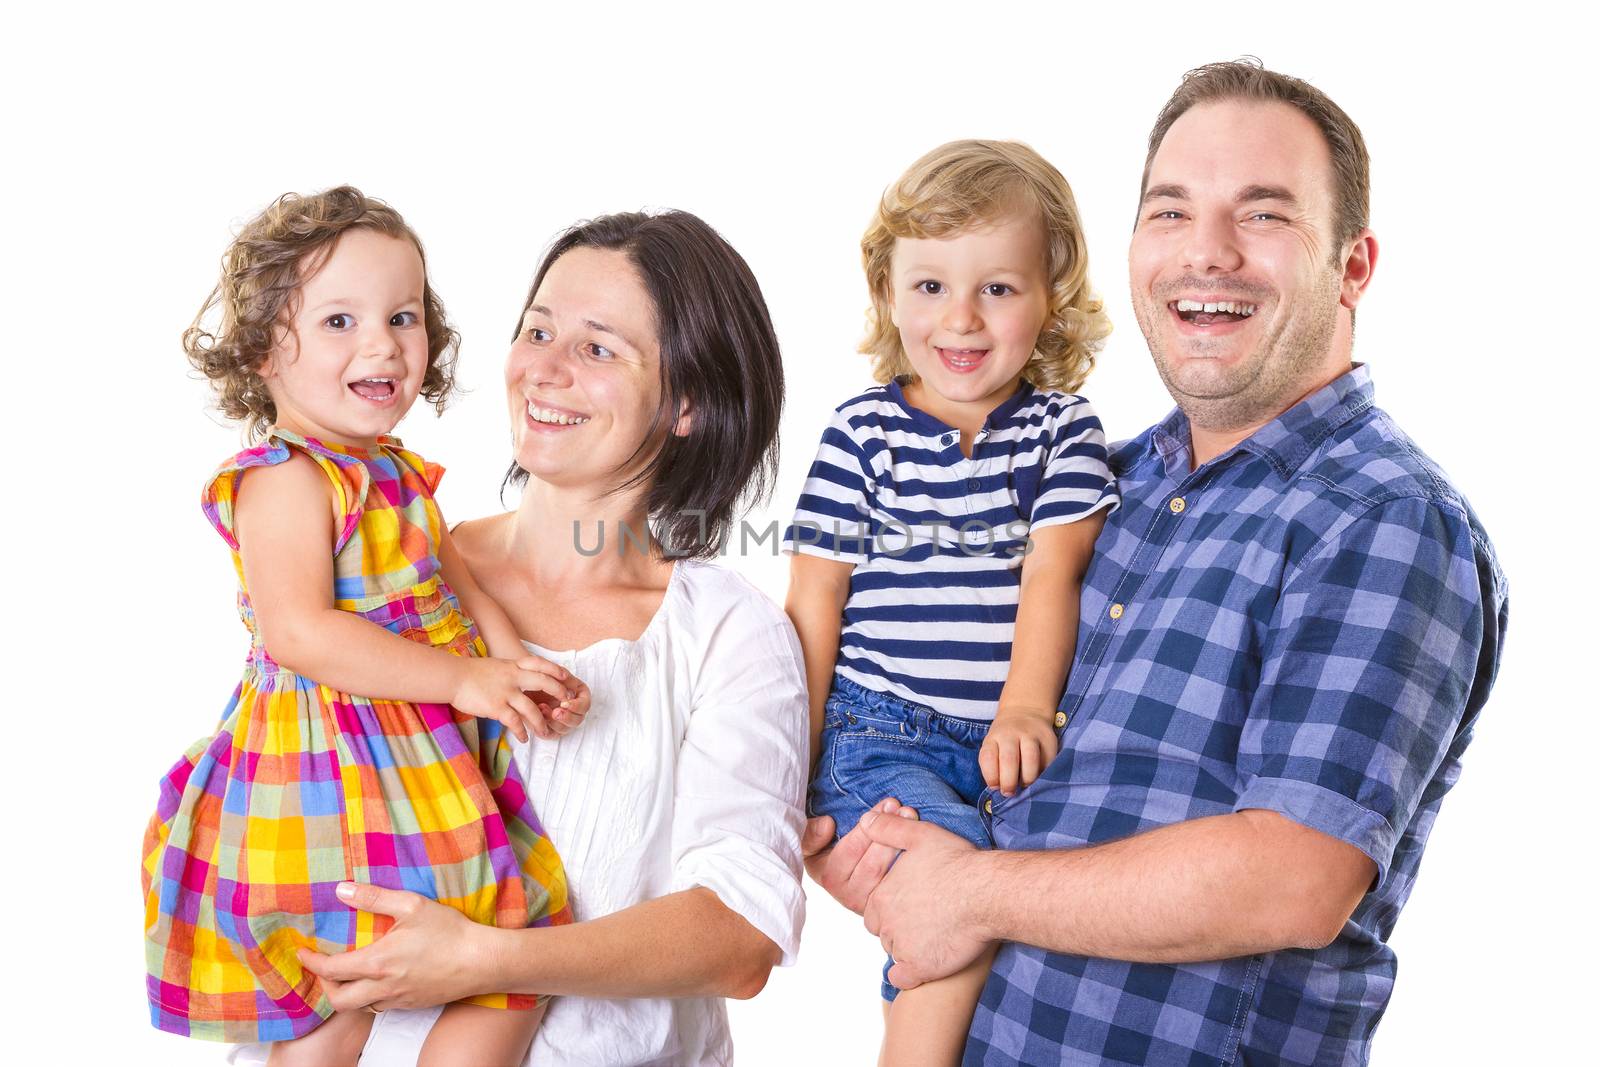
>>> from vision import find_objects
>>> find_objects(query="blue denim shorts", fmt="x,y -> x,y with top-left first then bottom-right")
808,676 -> 993,1001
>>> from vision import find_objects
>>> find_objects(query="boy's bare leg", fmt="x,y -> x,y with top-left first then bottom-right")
418,1000 -> 545,1067
266,1010 -> 374,1067
879,945 -> 997,1067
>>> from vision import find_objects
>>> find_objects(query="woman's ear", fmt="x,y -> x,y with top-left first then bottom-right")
672,399 -> 693,438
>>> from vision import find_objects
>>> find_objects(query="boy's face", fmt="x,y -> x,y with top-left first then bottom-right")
889,211 -> 1050,430
260,228 -> 430,448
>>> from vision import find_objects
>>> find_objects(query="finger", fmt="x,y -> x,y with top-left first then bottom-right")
515,656 -> 569,681
517,671 -> 573,702
1020,738 -> 1041,788
335,881 -> 423,920
858,809 -> 934,851
509,693 -> 552,740
801,815 -> 838,859
1000,742 -> 1020,796
498,707 -> 528,743
978,739 -> 999,788
886,960 -> 924,992
323,977 -> 386,1013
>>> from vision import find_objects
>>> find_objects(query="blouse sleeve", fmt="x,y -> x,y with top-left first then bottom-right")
668,584 -> 809,965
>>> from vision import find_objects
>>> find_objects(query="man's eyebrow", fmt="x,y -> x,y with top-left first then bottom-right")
1143,183 -> 1188,203
1236,184 -> 1300,207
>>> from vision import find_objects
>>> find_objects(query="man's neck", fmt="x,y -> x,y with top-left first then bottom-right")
1184,361 -> 1356,470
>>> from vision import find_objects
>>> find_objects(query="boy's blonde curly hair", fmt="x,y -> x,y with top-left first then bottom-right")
183,185 -> 460,440
860,140 -> 1110,393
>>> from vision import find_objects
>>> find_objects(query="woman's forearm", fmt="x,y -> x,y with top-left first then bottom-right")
478,887 -> 780,1001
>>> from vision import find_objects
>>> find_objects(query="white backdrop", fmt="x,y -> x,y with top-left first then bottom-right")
4,2 -> 1590,1063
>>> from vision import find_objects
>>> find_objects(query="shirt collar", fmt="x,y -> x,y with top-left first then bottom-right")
1147,363 -> 1375,480
887,376 -> 1037,434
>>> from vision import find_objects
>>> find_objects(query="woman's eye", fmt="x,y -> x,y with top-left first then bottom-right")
390,311 -> 419,327
324,313 -> 353,330
916,280 -> 944,296
983,283 -> 1014,297
526,327 -> 552,343
586,342 -> 615,361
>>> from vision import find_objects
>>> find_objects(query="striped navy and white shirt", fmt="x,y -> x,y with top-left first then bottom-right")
783,378 -> 1116,721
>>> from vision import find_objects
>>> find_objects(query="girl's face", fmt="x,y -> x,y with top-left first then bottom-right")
506,246 -> 678,497
889,211 -> 1051,427
260,229 -> 429,448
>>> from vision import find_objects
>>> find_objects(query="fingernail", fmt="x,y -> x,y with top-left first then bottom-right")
336,882 -> 356,901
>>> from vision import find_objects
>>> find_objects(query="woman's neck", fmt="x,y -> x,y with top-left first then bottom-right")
506,479 -> 669,590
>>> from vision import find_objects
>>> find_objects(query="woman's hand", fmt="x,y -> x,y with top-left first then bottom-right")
451,656 -> 576,742
298,883 -> 502,1011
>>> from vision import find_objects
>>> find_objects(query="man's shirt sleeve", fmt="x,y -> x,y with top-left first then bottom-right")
782,409 -> 873,565
1233,494 -> 1490,886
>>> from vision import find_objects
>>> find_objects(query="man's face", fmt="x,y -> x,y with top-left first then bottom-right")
1129,99 -> 1359,432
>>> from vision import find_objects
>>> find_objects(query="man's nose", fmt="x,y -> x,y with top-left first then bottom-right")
1182,212 -> 1244,274
941,293 -> 982,334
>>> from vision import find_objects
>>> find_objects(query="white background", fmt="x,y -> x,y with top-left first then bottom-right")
3,2 -> 1591,1063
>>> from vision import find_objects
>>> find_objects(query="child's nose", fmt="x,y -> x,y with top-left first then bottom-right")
941,294 -> 982,334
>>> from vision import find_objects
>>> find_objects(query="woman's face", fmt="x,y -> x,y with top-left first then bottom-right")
506,246 -> 672,496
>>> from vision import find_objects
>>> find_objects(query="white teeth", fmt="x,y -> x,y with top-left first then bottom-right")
1174,299 -> 1257,316
527,403 -> 590,426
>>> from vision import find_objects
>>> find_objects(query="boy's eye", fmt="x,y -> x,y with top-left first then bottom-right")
390,310 -> 420,327
324,313 -> 353,330
983,283 -> 1014,297
915,280 -> 944,296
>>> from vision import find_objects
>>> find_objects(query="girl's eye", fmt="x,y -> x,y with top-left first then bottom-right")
390,311 -> 419,327
983,283 -> 1014,297
526,327 -> 552,343
585,342 -> 615,361
916,280 -> 944,296
324,313 -> 353,330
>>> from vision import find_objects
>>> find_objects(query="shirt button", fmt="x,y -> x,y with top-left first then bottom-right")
1169,496 -> 1186,514
1109,602 -> 1124,619
967,478 -> 980,490
944,433 -> 956,445
1053,711 -> 1067,728
983,798 -> 993,815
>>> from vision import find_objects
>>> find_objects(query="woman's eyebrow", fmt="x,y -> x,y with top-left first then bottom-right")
525,304 -> 638,350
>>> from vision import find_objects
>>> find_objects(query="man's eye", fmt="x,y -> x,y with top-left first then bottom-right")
1150,210 -> 1184,221
586,342 -> 615,361
325,314 -> 353,330
1247,212 -> 1283,222
916,280 -> 944,296
983,283 -> 1014,297
391,311 -> 419,327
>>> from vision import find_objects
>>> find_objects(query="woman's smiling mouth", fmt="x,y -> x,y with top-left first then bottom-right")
526,400 -> 592,427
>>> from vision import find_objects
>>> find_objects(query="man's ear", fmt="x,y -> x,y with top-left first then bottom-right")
672,399 -> 693,438
1339,228 -> 1378,311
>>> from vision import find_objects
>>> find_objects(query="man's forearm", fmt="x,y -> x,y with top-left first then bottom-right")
964,810 -> 1375,963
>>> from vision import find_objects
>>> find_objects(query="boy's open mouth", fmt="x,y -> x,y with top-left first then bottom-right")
1170,299 -> 1259,326
937,347 -> 989,372
349,377 -> 397,400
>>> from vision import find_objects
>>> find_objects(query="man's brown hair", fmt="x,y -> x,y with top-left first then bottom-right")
1142,58 -> 1371,249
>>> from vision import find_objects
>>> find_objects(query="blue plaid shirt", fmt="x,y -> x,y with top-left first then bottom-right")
967,365 -> 1508,1066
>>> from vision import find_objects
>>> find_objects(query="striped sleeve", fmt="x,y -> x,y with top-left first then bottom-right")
782,407 -> 874,565
1030,396 -> 1118,529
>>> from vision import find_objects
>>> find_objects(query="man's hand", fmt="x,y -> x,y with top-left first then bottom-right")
979,704 -> 1060,796
859,810 -> 992,991
801,798 -> 919,915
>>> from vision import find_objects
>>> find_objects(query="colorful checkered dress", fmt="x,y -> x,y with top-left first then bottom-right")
142,429 -> 570,1043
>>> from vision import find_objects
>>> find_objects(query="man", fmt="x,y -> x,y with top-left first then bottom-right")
805,60 -> 1508,1066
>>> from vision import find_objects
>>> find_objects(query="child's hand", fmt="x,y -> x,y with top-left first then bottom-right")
537,674 -> 591,737
452,656 -> 576,743
979,705 -> 1062,797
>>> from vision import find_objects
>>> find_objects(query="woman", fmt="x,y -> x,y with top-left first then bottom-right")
257,211 -> 807,1066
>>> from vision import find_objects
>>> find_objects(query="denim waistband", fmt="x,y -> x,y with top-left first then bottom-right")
828,674 -> 992,731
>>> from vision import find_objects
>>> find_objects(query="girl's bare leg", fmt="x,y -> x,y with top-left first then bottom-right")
879,944 -> 997,1067
418,1000 -> 545,1067
266,1009 -> 374,1067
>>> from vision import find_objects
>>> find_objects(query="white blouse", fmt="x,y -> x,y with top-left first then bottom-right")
230,560 -> 809,1067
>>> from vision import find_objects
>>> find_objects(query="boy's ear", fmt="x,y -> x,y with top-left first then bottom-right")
886,284 -> 899,330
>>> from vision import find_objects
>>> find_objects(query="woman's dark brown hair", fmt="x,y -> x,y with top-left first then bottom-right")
184,185 -> 460,439
505,211 -> 785,560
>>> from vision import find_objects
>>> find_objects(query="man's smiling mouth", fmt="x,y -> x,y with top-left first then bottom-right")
1171,299 -> 1258,326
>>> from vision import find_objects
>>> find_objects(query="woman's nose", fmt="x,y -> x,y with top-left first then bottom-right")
510,338 -> 574,388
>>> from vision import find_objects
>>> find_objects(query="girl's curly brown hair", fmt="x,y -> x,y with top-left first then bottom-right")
860,140 -> 1111,394
184,185 -> 460,440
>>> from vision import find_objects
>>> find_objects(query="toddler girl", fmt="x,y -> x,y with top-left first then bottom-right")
784,141 -> 1117,1066
142,187 -> 585,1067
